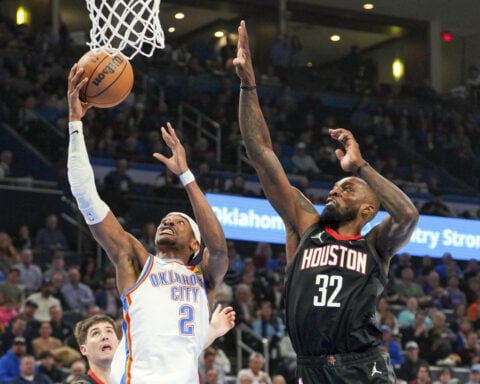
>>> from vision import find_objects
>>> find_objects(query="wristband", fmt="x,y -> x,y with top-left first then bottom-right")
240,84 -> 257,91
355,161 -> 370,176
179,169 -> 195,186
68,121 -> 83,136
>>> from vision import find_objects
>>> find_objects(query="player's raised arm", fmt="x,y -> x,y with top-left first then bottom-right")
153,124 -> 228,290
234,20 -> 319,239
67,64 -> 148,293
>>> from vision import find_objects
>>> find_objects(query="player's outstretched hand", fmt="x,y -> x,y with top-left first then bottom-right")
67,64 -> 92,121
153,122 -> 188,175
233,20 -> 256,87
329,128 -> 364,173
210,304 -> 236,338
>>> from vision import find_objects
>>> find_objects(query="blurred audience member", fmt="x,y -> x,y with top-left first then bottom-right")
0,337 -> 27,384
10,354 -> 53,384
398,341 -> 428,383
34,214 -> 68,251
31,321 -> 62,359
37,351 -> 66,383
26,279 -> 61,322
12,226 -> 32,252
379,325 -> 403,367
13,249 -> 42,295
237,353 -> 271,384
61,267 -> 95,316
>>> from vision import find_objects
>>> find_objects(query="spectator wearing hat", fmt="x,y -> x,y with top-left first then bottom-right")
467,364 -> 480,384
25,278 -> 61,322
380,324 -> 403,366
0,336 -> 27,384
397,341 -> 429,383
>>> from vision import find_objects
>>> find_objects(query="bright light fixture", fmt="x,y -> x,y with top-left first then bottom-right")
16,6 -> 29,25
214,31 -> 225,38
174,12 -> 185,20
363,3 -> 374,10
168,27 -> 175,33
392,58 -> 404,81
330,35 -> 341,42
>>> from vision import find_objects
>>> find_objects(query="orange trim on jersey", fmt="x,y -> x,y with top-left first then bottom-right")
123,255 -> 155,383
325,226 -> 363,241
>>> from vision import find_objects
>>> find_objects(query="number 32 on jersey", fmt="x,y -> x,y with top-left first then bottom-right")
314,274 -> 342,307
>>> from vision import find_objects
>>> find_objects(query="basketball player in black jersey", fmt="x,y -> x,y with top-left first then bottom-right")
234,21 -> 419,383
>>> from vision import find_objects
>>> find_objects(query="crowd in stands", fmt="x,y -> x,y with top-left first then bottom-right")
1,7 -> 480,384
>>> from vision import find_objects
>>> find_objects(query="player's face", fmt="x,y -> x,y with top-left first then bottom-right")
155,214 -> 194,248
81,322 -> 119,365
322,177 -> 364,228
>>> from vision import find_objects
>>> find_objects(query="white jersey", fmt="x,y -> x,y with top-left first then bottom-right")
110,255 -> 210,384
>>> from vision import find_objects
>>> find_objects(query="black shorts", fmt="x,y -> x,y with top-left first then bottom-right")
296,347 -> 396,384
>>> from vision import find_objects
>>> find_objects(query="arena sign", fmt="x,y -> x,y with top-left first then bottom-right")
207,193 -> 480,260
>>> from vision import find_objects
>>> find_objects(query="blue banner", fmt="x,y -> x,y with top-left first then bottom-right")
207,193 -> 480,260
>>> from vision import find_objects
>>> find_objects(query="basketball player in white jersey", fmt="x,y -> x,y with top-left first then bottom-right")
67,64 -> 230,383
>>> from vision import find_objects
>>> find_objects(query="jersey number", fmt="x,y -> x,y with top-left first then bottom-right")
179,304 -> 194,335
313,274 -> 342,307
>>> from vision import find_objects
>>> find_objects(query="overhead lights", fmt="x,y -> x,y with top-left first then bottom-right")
214,31 -> 225,38
330,35 -> 341,42
174,12 -> 185,20
392,58 -> 404,81
168,27 -> 175,33
16,6 -> 29,25
363,3 -> 374,10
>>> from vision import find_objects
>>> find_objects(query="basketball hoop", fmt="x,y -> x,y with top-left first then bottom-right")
85,0 -> 165,60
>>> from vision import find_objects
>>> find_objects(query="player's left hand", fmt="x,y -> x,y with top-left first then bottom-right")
153,122 -> 188,175
210,304 -> 236,337
329,128 -> 365,173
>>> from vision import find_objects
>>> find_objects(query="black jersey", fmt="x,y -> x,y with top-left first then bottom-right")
285,222 -> 388,356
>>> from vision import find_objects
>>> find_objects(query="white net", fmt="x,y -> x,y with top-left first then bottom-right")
85,0 -> 165,60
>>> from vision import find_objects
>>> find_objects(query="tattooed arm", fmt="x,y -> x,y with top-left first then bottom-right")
234,21 -> 319,261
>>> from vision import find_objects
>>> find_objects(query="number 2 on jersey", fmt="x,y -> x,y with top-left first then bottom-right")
314,274 -> 342,307
179,304 -> 195,335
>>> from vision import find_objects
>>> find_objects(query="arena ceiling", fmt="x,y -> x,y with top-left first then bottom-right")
4,0 -> 480,66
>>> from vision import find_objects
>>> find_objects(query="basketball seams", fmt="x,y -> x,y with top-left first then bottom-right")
85,54 -> 123,98
77,50 -> 134,108
88,61 -> 130,98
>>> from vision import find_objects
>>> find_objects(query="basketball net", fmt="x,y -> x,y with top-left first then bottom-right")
85,0 -> 165,60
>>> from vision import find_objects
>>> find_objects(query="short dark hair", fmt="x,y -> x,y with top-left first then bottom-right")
74,314 -> 117,346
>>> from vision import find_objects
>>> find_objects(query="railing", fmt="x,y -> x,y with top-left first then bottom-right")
178,103 -> 222,164
236,140 -> 253,174
235,323 -> 270,375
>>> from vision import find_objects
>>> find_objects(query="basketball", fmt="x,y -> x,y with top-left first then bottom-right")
76,50 -> 134,108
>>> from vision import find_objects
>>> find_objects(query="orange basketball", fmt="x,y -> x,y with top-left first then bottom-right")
76,50 -> 134,108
